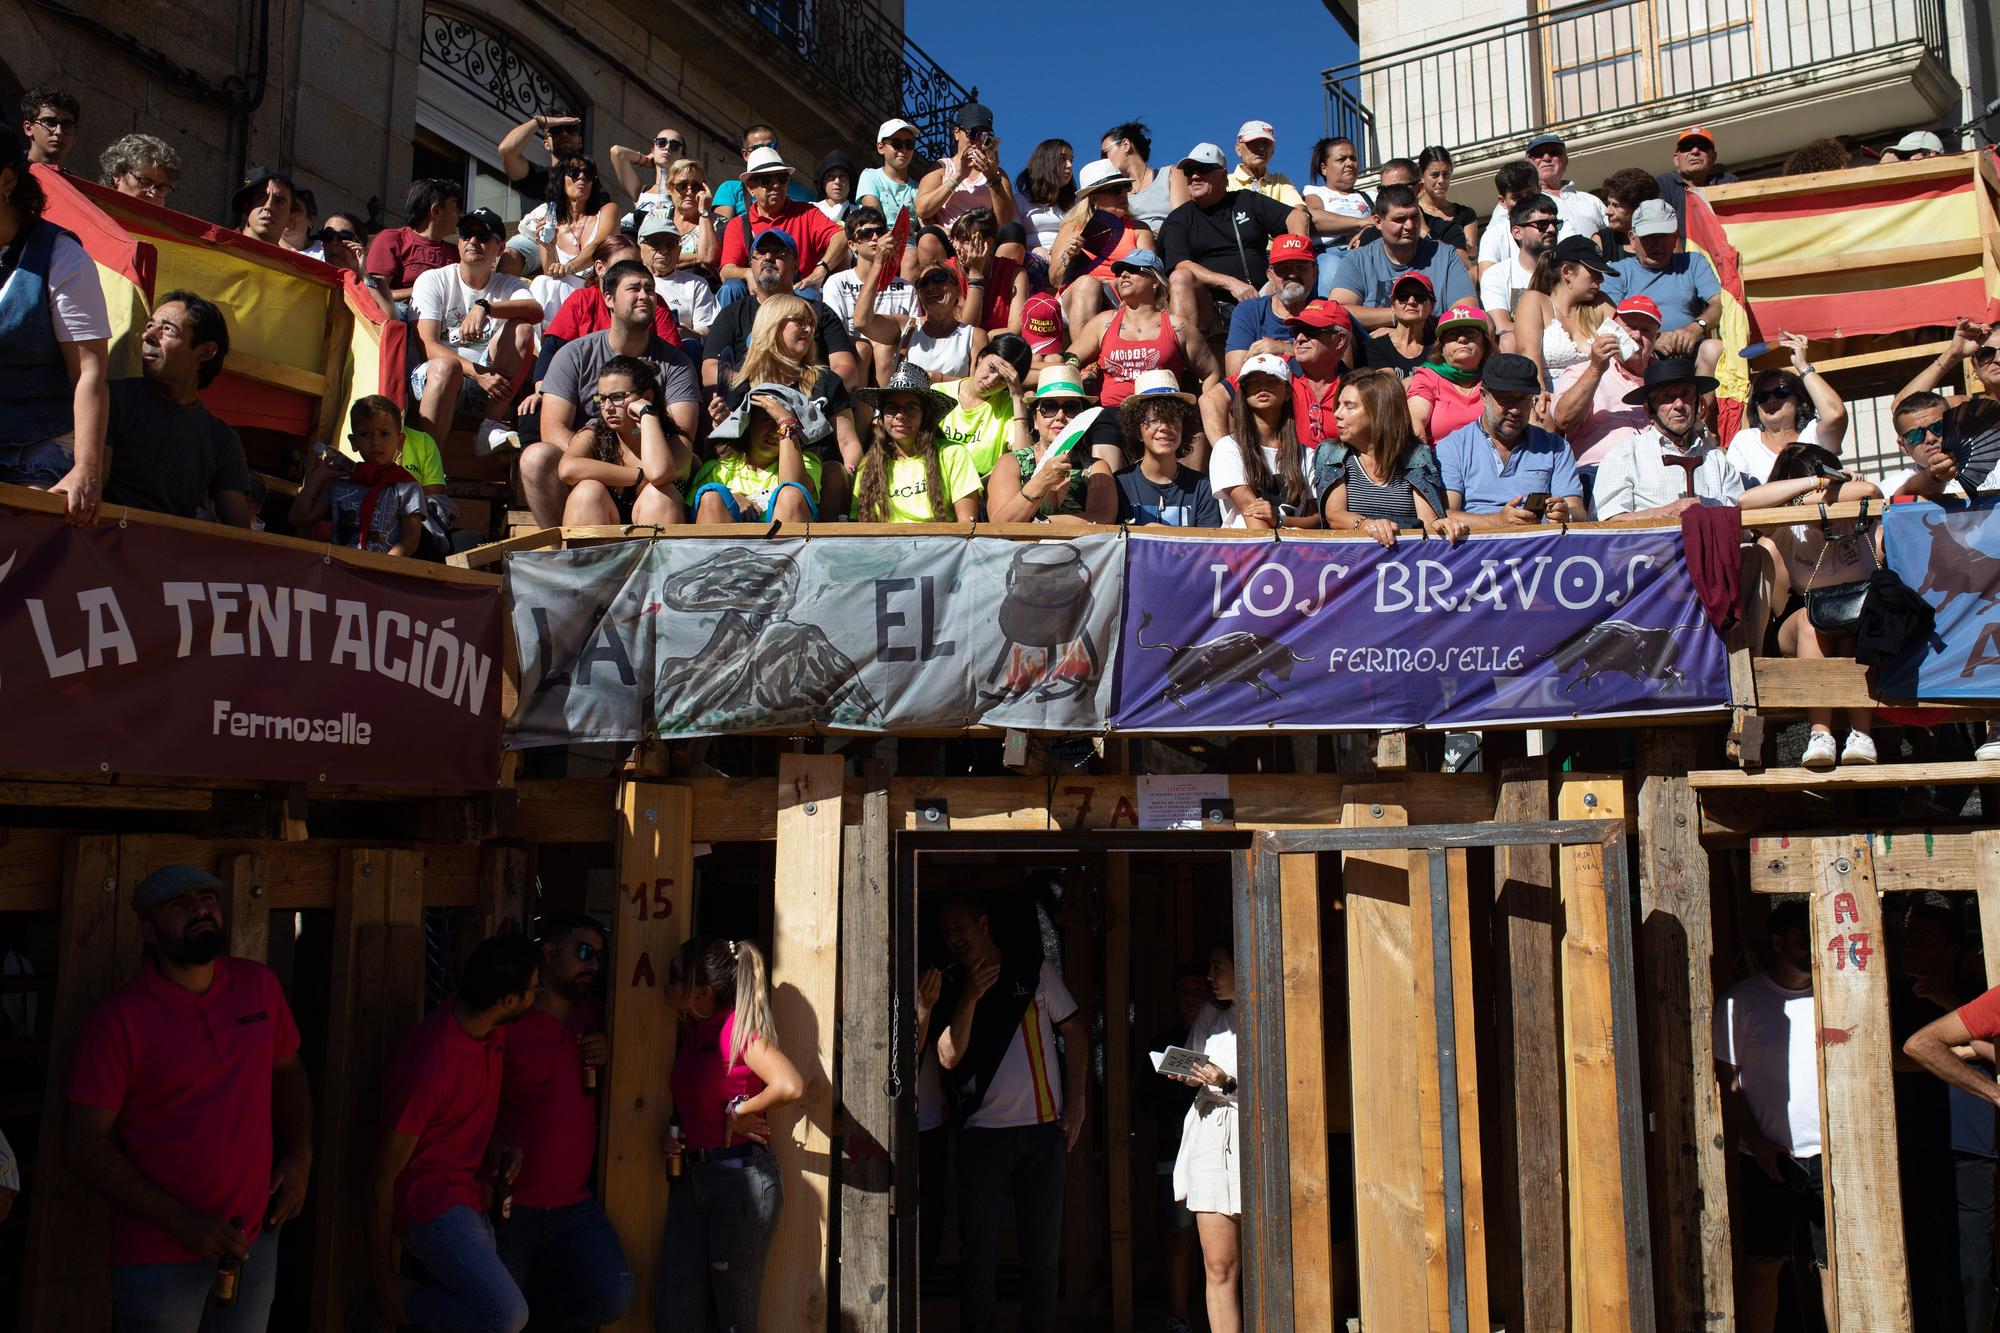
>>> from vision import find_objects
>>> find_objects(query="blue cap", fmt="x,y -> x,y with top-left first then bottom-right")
1525,132 -> 1566,156
752,227 -> 798,254
1111,248 -> 1165,277
132,863 -> 222,916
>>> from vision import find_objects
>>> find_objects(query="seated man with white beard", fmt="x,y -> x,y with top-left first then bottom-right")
1222,235 -> 1321,377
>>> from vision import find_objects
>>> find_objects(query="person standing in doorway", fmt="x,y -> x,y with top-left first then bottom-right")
937,894 -> 1088,1333
1143,963 -> 1212,1333
1168,944 -> 1243,1333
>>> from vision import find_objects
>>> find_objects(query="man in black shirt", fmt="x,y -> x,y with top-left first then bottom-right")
1158,142 -> 1307,334
701,228 -> 860,402
102,290 -> 255,525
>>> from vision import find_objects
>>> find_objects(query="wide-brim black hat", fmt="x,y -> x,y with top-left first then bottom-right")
1622,355 -> 1719,406
854,360 -> 955,428
230,166 -> 295,222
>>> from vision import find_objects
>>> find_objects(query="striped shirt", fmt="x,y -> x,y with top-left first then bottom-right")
1342,454 -> 1420,527
965,959 -> 1078,1129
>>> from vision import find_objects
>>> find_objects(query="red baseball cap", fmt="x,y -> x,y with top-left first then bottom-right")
1389,271 -> 1435,298
1616,294 -> 1662,326
1020,291 -> 1064,355
1283,299 -> 1353,333
1268,234 -> 1316,267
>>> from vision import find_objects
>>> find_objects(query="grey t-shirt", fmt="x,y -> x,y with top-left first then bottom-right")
102,377 -> 253,519
1125,169 -> 1173,232
1328,238 -> 1476,309
543,330 -> 699,422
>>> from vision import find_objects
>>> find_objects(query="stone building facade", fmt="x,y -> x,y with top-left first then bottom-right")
0,0 -> 962,231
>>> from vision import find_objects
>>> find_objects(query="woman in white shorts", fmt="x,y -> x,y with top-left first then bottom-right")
1171,942 -> 1242,1333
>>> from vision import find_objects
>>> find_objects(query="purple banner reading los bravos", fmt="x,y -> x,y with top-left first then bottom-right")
1112,529 -> 1729,731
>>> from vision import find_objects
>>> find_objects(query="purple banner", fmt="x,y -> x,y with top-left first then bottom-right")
1112,530 -> 1729,731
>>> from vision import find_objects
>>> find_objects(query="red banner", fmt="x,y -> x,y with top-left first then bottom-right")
0,501 -> 504,788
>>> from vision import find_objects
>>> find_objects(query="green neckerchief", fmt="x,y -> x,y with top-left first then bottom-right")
1421,358 -> 1480,387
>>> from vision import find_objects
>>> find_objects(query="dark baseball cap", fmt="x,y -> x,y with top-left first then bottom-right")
1550,235 -> 1614,276
230,166 -> 295,220
457,207 -> 506,238
1480,352 -> 1542,396
132,863 -> 223,916
956,102 -> 994,134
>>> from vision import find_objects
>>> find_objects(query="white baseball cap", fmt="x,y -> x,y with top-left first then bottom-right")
1237,120 -> 1276,144
742,145 -> 794,179
877,118 -> 918,142
1077,159 -> 1133,197
1892,130 -> 1946,155
1239,353 -> 1293,384
1629,199 -> 1680,237
1179,142 -> 1228,171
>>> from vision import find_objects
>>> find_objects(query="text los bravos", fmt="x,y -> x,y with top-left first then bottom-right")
21,581 -> 494,714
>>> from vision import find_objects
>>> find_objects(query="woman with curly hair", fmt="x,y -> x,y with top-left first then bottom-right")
1113,370 -> 1220,527
849,361 -> 983,522
524,156 -> 621,325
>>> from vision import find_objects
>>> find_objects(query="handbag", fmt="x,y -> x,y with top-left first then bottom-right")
1804,500 -> 1875,634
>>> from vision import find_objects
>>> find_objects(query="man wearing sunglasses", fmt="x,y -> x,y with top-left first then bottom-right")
20,86 -> 79,170
1478,194 -> 1558,340
1893,316 -> 2000,499
410,207 -> 541,442
499,111 -> 585,204
491,914 -> 634,1329
711,124 -> 814,223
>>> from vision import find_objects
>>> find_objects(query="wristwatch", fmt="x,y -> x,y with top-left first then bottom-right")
630,402 -> 654,419
1694,316 -> 1710,331
473,297 -> 493,313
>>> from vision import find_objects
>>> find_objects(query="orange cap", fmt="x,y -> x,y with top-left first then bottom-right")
1677,125 -> 1716,150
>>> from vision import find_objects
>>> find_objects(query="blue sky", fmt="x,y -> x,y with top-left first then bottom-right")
904,4 -> 1359,185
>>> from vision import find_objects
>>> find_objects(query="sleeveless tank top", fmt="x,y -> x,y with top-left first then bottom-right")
1341,454 -> 1420,527
906,321 -> 976,379
934,173 -> 995,228
1098,307 -> 1183,406
668,1010 -> 767,1150
1542,318 -> 1590,382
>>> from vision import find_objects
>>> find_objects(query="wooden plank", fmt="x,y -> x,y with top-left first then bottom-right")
1750,828 -> 1994,894
222,851 -> 270,962
313,291 -> 354,446
0,827 -> 68,911
1740,236 -> 1982,284
1977,831 -> 2000,989
1556,774 -> 1635,1333
1634,731 -> 1734,1331
1692,761 -> 2000,792
1280,851 -> 1333,1329
228,347 -> 330,398
1750,656 -> 1990,713
476,843 -> 532,938
1235,839 -> 1293,1333
1726,543 -> 1764,765
308,848 -> 426,1333
836,776 -> 892,1331
762,755 -> 844,1329
0,781 -> 213,810
1812,338 -> 1953,375
602,783 -> 694,1333
1490,758 -> 1565,1333
19,836 -> 121,1333
1059,856 -> 1097,1327
1340,788 -> 1428,1328
1703,152 -> 1978,204
1808,837 -> 1914,1330
450,525 -> 564,569
1105,853 -> 1135,1333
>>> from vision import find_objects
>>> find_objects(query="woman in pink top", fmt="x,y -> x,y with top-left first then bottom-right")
1406,304 -> 1493,443
659,937 -> 804,1333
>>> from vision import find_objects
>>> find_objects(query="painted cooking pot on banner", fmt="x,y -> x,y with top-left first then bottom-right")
999,544 -> 1095,649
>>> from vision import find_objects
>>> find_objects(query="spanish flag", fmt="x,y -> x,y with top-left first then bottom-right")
34,167 -> 406,443
1681,188 -> 1755,441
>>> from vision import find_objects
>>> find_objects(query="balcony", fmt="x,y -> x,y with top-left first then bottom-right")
1325,0 -> 1956,180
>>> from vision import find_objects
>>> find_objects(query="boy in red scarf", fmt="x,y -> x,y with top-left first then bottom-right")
291,398 -> 424,556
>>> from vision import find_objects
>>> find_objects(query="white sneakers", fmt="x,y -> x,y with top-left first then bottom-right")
1978,735 -> 2000,763
1802,729 -> 1877,769
476,419 -> 521,456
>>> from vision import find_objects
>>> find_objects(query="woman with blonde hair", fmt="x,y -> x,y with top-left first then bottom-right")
849,362 -> 983,522
658,936 -> 805,1333
1316,367 -> 1466,547
712,293 -> 863,516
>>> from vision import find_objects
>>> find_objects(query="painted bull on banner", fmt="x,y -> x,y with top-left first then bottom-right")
1915,512 -> 2000,612
1543,619 -> 1688,694
1136,613 -> 1314,710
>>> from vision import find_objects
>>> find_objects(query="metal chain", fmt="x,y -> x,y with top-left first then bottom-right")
883,986 -> 903,1101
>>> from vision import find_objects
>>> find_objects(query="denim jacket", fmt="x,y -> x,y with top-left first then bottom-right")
1309,439 -> 1449,524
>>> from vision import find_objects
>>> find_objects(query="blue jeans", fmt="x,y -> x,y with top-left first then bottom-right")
957,1124 -> 1066,1333
110,1228 -> 280,1333
0,434 -> 74,488
655,1148 -> 782,1333
493,1197 -> 634,1329
401,1204 -> 529,1333
1315,248 -> 1345,300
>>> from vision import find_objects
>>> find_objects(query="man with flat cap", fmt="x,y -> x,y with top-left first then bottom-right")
66,863 -> 314,1331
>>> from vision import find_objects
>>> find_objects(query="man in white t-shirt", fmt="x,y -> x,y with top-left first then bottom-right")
1714,899 -> 1833,1328
1523,132 -> 1609,243
1479,194 -> 1559,341
409,207 -> 541,441
1475,159 -> 1542,281
937,894 -> 1086,1333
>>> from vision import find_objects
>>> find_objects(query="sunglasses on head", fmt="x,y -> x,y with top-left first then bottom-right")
1898,420 -> 1946,446
1977,346 -> 2000,366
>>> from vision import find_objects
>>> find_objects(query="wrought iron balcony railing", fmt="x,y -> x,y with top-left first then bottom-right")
1323,0 -> 1948,169
738,0 -> 972,162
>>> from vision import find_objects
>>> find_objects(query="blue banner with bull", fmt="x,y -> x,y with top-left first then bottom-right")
1879,499 -> 2000,700
1110,529 -> 1730,731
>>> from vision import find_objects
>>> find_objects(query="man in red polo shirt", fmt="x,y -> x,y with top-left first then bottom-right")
369,934 -> 541,1333
67,863 -> 313,1332
1199,298 -> 1350,449
716,145 -> 848,299
492,913 -> 632,1327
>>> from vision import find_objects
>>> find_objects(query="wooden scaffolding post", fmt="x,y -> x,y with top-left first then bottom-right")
763,754 -> 845,1329
602,783 -> 694,1333
1105,853 -> 1135,1333
309,848 -> 427,1333
1555,775 -> 1646,1333
837,774 -> 892,1332
1280,851 -> 1333,1328
1809,837 -> 1913,1330
1340,787 -> 1428,1328
19,835 -> 122,1333
1635,730 -> 1734,1329
1976,831 -> 2000,990
222,851 -> 271,962
1491,758 -> 1566,1332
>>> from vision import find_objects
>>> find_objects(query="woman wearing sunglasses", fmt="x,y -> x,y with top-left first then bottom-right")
854,255 -> 985,380
984,365 -> 1116,523
1724,332 -> 1847,483
1893,315 -> 2000,499
524,156 -> 621,326
609,128 -> 690,212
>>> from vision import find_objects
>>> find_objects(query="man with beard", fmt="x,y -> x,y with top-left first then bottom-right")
701,227 -> 860,398
936,894 -> 1086,1333
370,934 -> 542,1333
67,864 -> 314,1332
492,914 -> 633,1330
1224,235 -> 1322,376
1592,356 -> 1744,519
1478,194 -> 1559,339
1438,352 -> 1585,526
